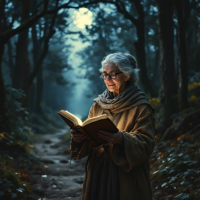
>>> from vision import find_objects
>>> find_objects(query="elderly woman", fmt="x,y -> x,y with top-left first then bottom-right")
70,52 -> 155,200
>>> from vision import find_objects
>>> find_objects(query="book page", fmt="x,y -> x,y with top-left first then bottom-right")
59,110 -> 83,126
82,114 -> 108,126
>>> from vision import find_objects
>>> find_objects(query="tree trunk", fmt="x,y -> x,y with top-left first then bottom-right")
134,24 -> 157,97
30,0 -> 58,115
0,0 -> 10,132
132,0 -> 157,97
0,0 -> 49,46
175,0 -> 189,110
32,18 -> 45,116
29,12 -> 39,112
152,45 -> 160,95
184,0 -> 198,73
156,0 -> 179,134
12,0 -> 31,108
115,0 -> 156,97
7,39 -> 15,83
35,68 -> 44,115
0,45 -> 10,132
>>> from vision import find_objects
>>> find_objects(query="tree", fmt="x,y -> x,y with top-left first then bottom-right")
156,0 -> 179,134
12,0 -> 31,108
0,0 -> 105,131
42,43 -> 70,111
144,0 -> 161,96
76,0 -> 157,97
33,5 -> 58,115
175,0 -> 189,110
112,0 -> 157,97
77,9 -> 122,96
0,0 -> 10,132
184,0 -> 200,74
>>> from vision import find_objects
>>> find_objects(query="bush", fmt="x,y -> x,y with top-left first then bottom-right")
5,86 -> 32,144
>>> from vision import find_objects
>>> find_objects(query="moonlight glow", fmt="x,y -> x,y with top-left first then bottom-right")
72,8 -> 93,29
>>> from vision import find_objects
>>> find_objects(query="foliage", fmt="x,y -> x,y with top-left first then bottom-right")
63,132 -> 71,142
151,75 -> 200,199
188,82 -> 200,110
1,86 -> 32,151
154,77 -> 200,126
0,86 -> 43,199
0,152 -> 39,199
0,178 -> 21,199
151,130 -> 200,199
148,97 -> 160,127
76,4 -> 136,97
149,98 -> 160,110
28,105 -> 66,134
6,86 -> 30,134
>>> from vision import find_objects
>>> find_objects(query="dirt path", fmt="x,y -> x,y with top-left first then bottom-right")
32,128 -> 86,200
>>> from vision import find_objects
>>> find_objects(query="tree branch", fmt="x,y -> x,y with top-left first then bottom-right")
0,0 -> 137,45
28,0 -> 58,85
0,0 -> 49,45
130,0 -> 144,18
115,0 -> 138,25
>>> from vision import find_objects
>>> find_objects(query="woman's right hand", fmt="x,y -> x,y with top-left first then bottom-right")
70,129 -> 87,143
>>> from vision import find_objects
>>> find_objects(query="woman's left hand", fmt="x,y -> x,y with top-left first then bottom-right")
97,130 -> 124,145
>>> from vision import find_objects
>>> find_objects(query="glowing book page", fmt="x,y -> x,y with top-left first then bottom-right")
58,110 -> 83,126
82,114 -> 108,126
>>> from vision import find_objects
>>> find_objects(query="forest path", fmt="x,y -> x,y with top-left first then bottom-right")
32,128 -> 86,200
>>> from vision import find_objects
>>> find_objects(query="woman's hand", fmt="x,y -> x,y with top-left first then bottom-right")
97,130 -> 124,145
71,129 -> 87,143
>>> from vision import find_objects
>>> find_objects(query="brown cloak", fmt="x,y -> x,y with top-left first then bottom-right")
70,83 -> 155,200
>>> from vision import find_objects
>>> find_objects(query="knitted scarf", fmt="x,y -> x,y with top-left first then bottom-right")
94,82 -> 154,115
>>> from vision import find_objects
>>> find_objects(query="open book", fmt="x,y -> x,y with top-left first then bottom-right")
58,110 -> 118,147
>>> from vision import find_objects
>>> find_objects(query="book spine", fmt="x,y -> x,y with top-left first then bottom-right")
75,126 -> 97,147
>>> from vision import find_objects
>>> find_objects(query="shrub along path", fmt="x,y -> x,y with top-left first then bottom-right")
32,128 -> 86,200
150,110 -> 200,200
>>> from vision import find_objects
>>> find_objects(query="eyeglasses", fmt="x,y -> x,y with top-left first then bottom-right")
99,71 -> 123,80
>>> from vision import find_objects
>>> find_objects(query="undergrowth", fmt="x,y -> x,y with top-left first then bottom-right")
150,74 -> 200,200
0,86 -> 57,199
151,131 -> 200,200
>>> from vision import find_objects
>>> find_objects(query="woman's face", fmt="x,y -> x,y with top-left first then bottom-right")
103,63 -> 129,97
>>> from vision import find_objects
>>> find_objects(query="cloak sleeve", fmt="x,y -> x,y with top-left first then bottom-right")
70,103 -> 95,159
112,104 -> 155,172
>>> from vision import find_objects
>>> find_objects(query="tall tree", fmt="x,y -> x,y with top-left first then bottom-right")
144,0 -> 160,95
156,0 -> 179,134
6,40 -> 15,82
184,0 -> 200,74
29,0 -> 39,112
34,2 -> 58,115
0,0 -> 108,130
175,0 -> 189,110
0,0 -> 10,132
12,0 -> 31,108
82,0 -> 157,96
114,0 -> 157,97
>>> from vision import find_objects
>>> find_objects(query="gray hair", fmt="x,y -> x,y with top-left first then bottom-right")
99,52 -> 140,83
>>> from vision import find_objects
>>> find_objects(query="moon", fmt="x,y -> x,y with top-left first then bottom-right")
72,8 -> 93,29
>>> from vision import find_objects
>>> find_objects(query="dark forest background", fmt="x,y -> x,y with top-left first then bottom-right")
0,0 -> 200,199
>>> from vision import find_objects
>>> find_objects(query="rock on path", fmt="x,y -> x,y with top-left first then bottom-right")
32,128 -> 86,200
